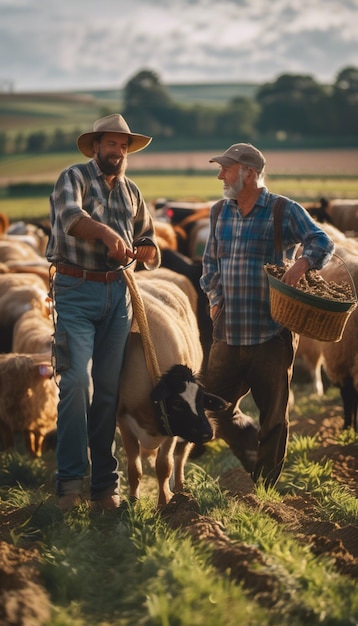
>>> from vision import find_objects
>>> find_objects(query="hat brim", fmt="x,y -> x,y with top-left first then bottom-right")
77,131 -> 152,158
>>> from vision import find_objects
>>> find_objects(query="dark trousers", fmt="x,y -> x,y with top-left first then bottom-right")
205,329 -> 298,487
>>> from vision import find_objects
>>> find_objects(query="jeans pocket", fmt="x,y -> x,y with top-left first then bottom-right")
54,330 -> 70,373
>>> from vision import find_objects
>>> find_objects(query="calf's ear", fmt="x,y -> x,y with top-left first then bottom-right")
203,392 -> 231,411
150,378 -> 169,402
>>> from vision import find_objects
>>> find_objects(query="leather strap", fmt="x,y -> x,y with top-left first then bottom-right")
211,196 -> 286,254
272,196 -> 286,254
56,262 -> 123,283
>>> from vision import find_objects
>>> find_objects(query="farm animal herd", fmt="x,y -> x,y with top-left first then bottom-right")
0,194 -> 357,505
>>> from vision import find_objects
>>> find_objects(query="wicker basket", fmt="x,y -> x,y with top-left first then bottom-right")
265,269 -> 357,342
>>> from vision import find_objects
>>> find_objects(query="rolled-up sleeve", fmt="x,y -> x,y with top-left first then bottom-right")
285,202 -> 335,269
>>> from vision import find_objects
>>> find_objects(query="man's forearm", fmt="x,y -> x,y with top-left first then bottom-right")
69,216 -> 112,242
69,216 -> 129,262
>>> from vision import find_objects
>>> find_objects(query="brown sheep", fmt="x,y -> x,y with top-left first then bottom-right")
319,246 -> 358,430
295,335 -> 325,396
153,220 -> 178,251
0,352 -> 58,456
306,197 -> 358,236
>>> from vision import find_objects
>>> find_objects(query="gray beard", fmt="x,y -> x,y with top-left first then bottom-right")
223,181 -> 243,199
223,170 -> 244,199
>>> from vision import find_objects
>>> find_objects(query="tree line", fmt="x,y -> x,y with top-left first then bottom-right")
1,65 -> 357,155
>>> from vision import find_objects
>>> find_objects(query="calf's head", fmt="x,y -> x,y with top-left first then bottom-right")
150,364 -> 227,444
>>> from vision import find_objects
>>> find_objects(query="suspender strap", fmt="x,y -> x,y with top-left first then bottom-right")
272,196 -> 286,254
211,196 -> 286,254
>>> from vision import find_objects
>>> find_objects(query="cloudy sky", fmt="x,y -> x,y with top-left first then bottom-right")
1,0 -> 357,93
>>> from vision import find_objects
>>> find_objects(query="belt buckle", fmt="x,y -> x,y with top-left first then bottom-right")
105,271 -> 112,282
83,269 -> 88,280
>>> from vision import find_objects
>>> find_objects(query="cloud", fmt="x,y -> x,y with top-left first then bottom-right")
0,0 -> 357,92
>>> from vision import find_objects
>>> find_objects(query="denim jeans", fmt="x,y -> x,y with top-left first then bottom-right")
205,329 -> 298,487
53,272 -> 132,499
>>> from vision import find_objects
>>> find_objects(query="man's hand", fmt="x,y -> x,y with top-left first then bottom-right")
132,245 -> 156,263
105,233 -> 131,262
282,257 -> 310,287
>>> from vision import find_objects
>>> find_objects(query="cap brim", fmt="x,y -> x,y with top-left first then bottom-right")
209,156 -> 239,168
77,132 -> 152,158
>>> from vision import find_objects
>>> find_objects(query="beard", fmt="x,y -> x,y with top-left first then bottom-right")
96,151 -> 127,176
223,169 -> 244,199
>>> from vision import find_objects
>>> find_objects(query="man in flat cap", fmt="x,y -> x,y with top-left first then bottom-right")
200,143 -> 334,488
46,114 -> 160,511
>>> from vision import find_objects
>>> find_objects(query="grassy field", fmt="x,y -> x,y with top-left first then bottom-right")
1,384 -> 357,626
2,175 -> 358,223
1,148 -> 358,221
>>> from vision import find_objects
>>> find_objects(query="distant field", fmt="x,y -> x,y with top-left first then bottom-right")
1,172 -> 358,222
1,148 -> 358,183
1,147 -> 358,221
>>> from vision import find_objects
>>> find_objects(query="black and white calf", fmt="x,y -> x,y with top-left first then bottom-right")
117,279 -> 228,507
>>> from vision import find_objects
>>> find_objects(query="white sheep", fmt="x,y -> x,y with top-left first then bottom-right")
136,267 -> 198,317
0,352 -> 58,456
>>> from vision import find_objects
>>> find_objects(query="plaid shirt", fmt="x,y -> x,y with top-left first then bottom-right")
46,159 -> 159,271
200,187 -> 335,346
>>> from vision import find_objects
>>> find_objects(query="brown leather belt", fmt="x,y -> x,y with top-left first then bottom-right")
56,262 -> 123,283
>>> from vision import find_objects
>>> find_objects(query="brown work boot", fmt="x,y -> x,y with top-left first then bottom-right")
90,494 -> 120,512
58,493 -> 83,512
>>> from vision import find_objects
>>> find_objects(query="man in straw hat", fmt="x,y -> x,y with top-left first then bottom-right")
200,143 -> 335,489
46,113 -> 161,512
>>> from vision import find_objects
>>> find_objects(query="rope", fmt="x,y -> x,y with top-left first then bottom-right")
123,269 -> 161,386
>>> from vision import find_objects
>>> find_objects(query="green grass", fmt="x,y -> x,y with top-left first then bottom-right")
1,449 -> 356,626
1,174 -> 358,223
1,384 -> 357,626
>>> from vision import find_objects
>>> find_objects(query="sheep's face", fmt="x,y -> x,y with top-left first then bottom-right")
150,365 -> 227,444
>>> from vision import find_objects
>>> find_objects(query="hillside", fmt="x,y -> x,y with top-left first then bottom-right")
0,82 -> 258,137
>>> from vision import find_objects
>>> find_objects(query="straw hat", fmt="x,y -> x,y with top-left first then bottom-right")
77,113 -> 152,157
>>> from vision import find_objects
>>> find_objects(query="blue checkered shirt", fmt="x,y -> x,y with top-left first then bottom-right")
200,187 -> 335,346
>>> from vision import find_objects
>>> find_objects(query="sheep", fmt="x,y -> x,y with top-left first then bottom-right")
159,248 -> 212,377
318,246 -> 358,430
12,307 -> 54,355
153,220 -> 178,251
292,225 -> 358,401
118,276 -> 226,506
0,238 -> 51,287
0,352 -> 58,456
306,197 -> 358,236
136,267 -> 198,317
0,271 -> 48,298
5,219 -> 49,256
295,335 -> 325,396
136,261 -> 259,466
0,239 -> 47,265
0,278 -> 50,353
118,274 -> 258,506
